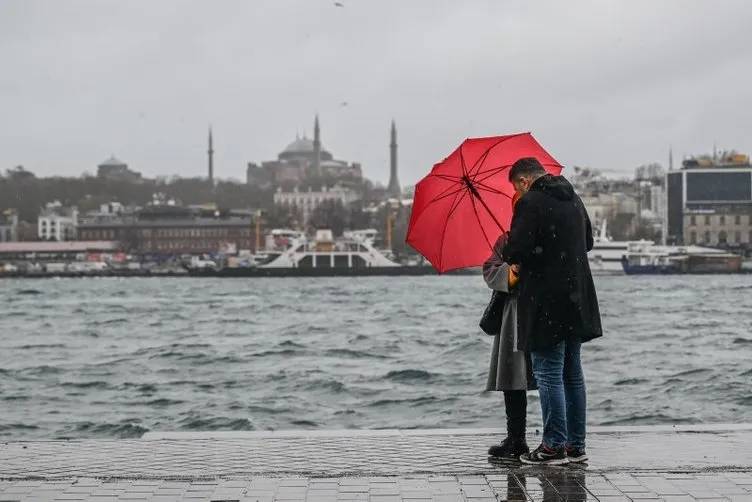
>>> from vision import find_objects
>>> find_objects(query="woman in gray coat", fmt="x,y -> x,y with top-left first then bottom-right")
483,232 -> 536,460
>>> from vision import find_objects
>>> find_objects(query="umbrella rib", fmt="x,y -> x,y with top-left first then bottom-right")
473,180 -> 509,197
473,161 -> 562,182
467,135 -> 522,177
438,188 -> 468,271
459,147 -> 469,178
469,191 -> 499,261
472,163 -> 512,181
428,173 -> 462,181
429,184 -> 467,204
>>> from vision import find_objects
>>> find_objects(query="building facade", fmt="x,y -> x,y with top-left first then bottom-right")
273,186 -> 360,225
0,209 -> 18,242
666,151 -> 752,252
77,205 -> 253,255
38,202 -> 78,241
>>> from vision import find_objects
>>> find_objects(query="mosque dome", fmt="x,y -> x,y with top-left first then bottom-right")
278,135 -> 332,162
99,155 -> 127,167
281,137 -> 316,154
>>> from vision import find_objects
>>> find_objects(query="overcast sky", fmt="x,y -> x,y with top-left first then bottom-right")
1,0 -> 751,186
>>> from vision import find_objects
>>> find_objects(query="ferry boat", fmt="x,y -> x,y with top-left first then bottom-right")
621,242 -> 743,275
186,228 -> 466,277
588,221 -> 652,275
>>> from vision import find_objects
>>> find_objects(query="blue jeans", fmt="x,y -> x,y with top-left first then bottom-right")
531,338 -> 587,450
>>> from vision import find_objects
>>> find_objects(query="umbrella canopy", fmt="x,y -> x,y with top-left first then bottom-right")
406,132 -> 562,273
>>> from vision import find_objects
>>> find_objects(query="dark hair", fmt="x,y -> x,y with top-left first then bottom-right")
508,157 -> 546,182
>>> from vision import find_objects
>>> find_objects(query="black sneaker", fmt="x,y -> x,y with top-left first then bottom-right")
519,443 -> 569,465
566,446 -> 588,463
488,436 -> 529,460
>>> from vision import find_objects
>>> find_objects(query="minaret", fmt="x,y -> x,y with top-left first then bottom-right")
387,119 -> 401,197
313,114 -> 321,175
208,126 -> 214,184
668,146 -> 673,171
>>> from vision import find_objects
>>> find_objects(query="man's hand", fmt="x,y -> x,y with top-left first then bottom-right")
510,264 -> 520,275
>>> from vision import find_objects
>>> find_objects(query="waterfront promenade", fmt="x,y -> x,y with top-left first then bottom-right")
1,425 -> 752,501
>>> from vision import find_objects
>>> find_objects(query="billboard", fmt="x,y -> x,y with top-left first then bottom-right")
685,171 -> 752,202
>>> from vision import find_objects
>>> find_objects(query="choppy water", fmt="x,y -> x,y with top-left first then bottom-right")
1,275 -> 751,439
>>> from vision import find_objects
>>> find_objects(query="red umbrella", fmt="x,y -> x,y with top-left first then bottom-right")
406,132 -> 562,273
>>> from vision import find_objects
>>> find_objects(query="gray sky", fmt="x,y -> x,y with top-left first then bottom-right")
1,0 -> 751,186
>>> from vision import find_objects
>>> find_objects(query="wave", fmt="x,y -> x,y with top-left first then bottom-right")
290,419 -> 319,427
15,289 -> 43,295
69,421 -> 149,438
15,343 -> 67,349
278,340 -> 306,348
613,378 -> 649,386
61,381 -> 111,389
670,368 -> 712,377
325,348 -> 390,359
178,416 -> 254,431
303,379 -> 347,393
599,414 -> 697,426
0,423 -> 40,431
383,369 -> 436,382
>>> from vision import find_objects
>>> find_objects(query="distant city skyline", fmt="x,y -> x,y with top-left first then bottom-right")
1,1 -> 751,185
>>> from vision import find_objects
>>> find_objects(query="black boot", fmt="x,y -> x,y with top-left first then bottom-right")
488,435 -> 529,459
488,390 -> 529,459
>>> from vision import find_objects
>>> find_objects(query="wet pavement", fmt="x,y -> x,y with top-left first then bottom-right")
1,426 -> 751,501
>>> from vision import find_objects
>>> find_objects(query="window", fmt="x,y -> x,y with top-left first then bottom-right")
690,231 -> 697,244
735,215 -> 741,225
704,230 -> 711,243
704,215 -> 711,225
690,215 -> 696,226
720,215 -> 725,225
735,231 -> 741,243
718,231 -> 728,245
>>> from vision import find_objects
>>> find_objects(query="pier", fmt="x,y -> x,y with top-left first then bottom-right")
1,425 -> 752,501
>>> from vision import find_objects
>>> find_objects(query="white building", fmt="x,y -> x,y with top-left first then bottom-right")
274,186 -> 360,224
38,201 -> 78,241
0,209 -> 18,242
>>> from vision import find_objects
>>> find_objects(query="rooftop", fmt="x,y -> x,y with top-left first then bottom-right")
0,241 -> 119,253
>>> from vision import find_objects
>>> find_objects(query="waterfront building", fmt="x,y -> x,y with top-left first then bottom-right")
666,150 -> 752,252
0,209 -> 18,242
38,201 -> 78,241
97,155 -> 142,183
273,185 -> 360,225
77,204 -> 253,255
246,115 -> 363,189
0,240 -> 119,262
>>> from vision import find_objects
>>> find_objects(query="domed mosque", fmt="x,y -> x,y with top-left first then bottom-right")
246,115 -> 363,188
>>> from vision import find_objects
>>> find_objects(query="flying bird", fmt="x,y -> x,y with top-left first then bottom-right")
334,2 -> 344,6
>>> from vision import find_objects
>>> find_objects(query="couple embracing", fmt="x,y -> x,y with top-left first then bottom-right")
481,157 -> 603,465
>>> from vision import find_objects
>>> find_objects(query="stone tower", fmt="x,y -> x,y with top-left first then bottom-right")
387,120 -> 401,197
208,126 -> 214,184
313,114 -> 321,174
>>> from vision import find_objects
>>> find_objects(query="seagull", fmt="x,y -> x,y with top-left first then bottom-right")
334,2 -> 344,6
340,101 -> 348,107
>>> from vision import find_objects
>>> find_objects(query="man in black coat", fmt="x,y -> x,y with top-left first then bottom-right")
502,157 -> 602,465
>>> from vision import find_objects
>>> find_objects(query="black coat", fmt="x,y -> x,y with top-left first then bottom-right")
502,175 -> 602,352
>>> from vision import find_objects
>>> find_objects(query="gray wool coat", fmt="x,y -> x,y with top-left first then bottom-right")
483,236 -> 537,392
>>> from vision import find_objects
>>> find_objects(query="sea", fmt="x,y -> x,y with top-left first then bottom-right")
1,275 -> 751,440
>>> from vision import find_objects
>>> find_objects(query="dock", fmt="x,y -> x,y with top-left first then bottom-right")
1,425 -> 752,501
